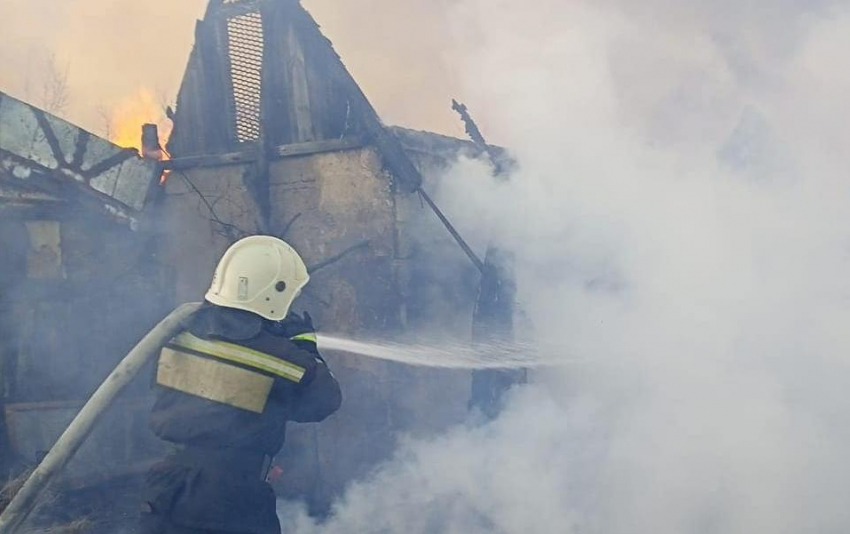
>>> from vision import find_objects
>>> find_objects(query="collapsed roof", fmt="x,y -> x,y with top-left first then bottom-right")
168,0 -> 507,190
0,92 -> 159,227
166,0 -> 512,272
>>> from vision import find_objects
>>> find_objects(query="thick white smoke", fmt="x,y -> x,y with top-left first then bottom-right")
282,1 -> 850,532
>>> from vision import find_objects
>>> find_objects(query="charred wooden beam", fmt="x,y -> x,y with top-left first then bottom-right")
451,99 -> 508,176
161,149 -> 258,170
417,190 -> 484,273
272,137 -> 363,158
469,248 -> 525,419
162,137 -> 365,171
391,127 -> 487,157
251,133 -> 272,233
167,19 -> 235,156
141,124 -> 163,161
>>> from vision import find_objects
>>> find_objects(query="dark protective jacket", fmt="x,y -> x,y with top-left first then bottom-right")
142,305 -> 342,534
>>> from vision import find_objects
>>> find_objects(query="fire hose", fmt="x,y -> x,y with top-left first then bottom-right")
0,302 -> 203,534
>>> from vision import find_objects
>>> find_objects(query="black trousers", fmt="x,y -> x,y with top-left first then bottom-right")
139,512 -> 219,534
141,448 -> 279,534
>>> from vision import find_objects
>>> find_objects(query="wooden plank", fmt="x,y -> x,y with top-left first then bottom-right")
259,1 -> 298,146
272,137 -> 363,157
285,21 -> 316,142
167,19 -> 235,156
163,137 -> 364,171
163,148 -> 257,170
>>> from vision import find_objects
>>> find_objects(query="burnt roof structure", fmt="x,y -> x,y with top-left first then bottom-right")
169,0 -> 427,190
171,0 -> 354,152
0,92 -> 159,227
166,0 -> 505,271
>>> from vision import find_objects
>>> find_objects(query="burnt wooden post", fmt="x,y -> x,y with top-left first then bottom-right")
141,124 -> 162,161
447,99 -> 524,417
469,247 -> 526,419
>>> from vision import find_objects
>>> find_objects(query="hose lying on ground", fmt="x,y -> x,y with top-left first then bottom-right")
0,302 -> 203,534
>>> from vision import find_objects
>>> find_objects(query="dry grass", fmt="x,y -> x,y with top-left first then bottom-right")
0,469 -> 34,514
1,471 -> 96,533
22,517 -> 95,534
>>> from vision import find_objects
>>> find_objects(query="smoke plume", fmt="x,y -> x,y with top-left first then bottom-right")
280,0 -> 850,533
5,0 -> 850,531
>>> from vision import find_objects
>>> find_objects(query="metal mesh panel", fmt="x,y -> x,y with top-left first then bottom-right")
226,11 -> 264,143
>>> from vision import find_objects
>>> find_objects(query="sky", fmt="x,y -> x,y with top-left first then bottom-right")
0,0 -> 471,141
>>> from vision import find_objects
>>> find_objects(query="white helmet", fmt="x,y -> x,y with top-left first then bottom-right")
205,235 -> 310,321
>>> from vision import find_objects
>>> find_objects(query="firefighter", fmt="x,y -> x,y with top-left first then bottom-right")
140,235 -> 342,534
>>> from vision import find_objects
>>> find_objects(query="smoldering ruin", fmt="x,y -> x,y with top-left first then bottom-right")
0,0 -> 520,531
5,0 -> 850,533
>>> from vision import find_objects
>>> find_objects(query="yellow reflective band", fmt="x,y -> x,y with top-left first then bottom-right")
171,332 -> 306,383
158,348 -> 273,413
290,333 -> 317,343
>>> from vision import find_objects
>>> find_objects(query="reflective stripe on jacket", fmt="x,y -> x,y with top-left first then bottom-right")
144,306 -> 342,534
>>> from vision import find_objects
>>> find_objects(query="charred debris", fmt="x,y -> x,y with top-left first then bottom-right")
0,0 -> 520,529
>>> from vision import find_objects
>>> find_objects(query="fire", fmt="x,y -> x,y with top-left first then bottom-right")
108,88 -> 173,153
107,88 -> 175,184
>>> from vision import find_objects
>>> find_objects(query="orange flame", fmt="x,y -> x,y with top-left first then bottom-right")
108,88 -> 173,153
107,88 -> 174,185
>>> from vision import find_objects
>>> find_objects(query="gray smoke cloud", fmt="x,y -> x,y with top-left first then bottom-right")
280,0 -> 850,532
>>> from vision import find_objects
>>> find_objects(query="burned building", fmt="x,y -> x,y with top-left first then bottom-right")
0,0 -> 518,527
0,91 -> 170,528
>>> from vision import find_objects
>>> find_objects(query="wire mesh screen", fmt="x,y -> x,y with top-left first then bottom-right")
225,11 -> 264,143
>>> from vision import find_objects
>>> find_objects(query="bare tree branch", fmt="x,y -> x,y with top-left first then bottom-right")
39,54 -> 71,115
96,104 -> 114,141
